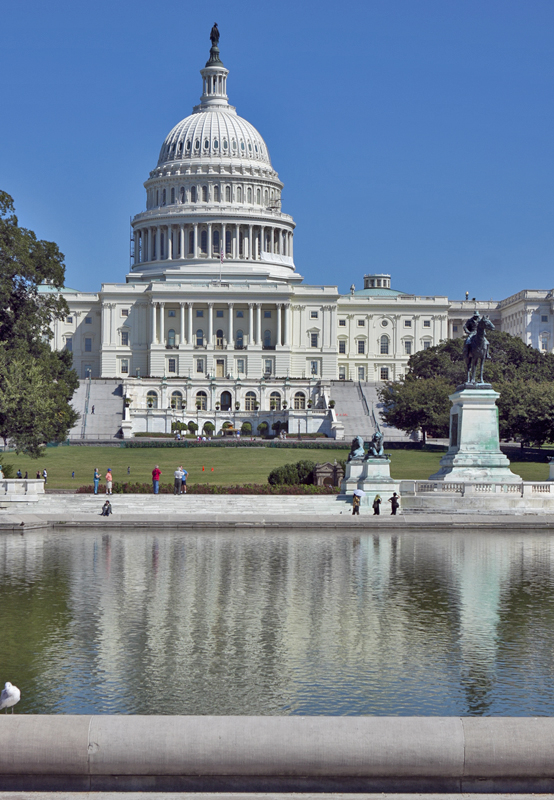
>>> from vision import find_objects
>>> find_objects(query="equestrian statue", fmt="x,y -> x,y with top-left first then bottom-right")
463,312 -> 495,384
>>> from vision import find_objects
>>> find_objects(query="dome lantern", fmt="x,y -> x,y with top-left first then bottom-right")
198,22 -> 229,109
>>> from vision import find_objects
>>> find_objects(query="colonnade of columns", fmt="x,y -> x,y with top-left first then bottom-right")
133,224 -> 293,265
149,302 -> 291,348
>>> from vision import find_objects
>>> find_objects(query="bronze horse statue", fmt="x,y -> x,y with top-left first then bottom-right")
463,315 -> 494,383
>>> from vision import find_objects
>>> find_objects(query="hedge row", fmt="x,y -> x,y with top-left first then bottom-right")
123,439 -> 350,450
76,482 -> 340,495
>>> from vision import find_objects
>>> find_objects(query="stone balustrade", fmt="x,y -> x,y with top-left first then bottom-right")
0,479 -> 45,502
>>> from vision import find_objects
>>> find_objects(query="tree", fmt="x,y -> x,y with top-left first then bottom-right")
496,380 -> 554,446
0,192 -> 78,455
257,421 -> 269,437
187,420 -> 198,435
203,421 -> 215,435
241,421 -> 252,435
378,376 -> 453,444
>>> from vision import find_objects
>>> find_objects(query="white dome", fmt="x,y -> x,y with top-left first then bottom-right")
158,108 -> 272,168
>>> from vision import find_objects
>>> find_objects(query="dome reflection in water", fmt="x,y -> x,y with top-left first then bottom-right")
1,529 -> 554,716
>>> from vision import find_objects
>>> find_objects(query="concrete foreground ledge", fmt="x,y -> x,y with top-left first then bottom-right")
2,716 -> 554,792
1,795 -> 553,800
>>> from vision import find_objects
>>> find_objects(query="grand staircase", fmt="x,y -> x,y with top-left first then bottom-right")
330,381 -> 416,442
69,379 -> 124,441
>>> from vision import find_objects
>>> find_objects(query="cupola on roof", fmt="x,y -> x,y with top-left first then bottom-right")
157,24 -> 272,168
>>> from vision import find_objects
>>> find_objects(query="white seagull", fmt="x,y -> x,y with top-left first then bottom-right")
0,682 -> 21,713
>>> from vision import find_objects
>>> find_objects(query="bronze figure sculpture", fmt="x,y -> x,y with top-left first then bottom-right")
463,313 -> 494,383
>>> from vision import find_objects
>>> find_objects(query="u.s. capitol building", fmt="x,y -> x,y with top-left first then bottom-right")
47,30 -> 554,439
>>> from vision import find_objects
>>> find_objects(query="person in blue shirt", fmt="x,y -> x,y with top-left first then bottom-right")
180,466 -> 188,494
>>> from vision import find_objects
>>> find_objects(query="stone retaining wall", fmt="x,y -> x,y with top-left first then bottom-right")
1,716 -> 554,792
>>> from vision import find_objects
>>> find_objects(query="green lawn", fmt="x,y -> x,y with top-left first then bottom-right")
0,445 -> 549,490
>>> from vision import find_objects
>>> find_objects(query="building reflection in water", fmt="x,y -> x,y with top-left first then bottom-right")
1,529 -> 554,715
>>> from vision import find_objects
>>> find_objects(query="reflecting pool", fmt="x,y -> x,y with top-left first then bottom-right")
1,528 -> 554,715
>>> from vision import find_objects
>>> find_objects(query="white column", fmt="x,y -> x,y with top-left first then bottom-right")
248,224 -> 253,260
150,227 -> 156,261
159,303 -> 165,345
222,222 -> 226,257
180,303 -> 185,345
249,304 -> 254,346
208,303 -> 214,346
277,304 -> 282,347
151,303 -> 157,344
187,302 -> 193,345
271,228 -> 274,254
290,231 -> 293,259
228,303 -> 234,346
167,226 -> 173,260
193,223 -> 198,258
179,225 -> 184,258
207,222 -> 212,256
235,224 -> 239,258
261,226 -> 266,255
256,304 -> 262,346
134,231 -> 139,264
284,304 -> 290,346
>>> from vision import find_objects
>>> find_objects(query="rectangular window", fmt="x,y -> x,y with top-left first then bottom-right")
310,311 -> 319,319
357,319 -> 365,327
121,309 -> 129,317
264,310 -> 271,318
264,359 -> 273,375
357,340 -> 365,354
237,358 -> 245,373
338,319 -> 346,327
358,366 -> 365,381
196,359 -> 204,373
404,340 -> 412,355
121,331 -> 129,346
216,310 -> 224,318
168,309 -> 176,317
404,320 -> 412,328
168,358 -> 176,373
85,316 -> 92,324
310,333 -> 318,348
65,338 -> 72,352
121,359 -> 129,374
380,367 -> 389,381
66,316 -> 73,323
339,366 -> 346,380
84,338 -> 92,352
423,341 -> 431,349
339,340 -> 346,354
311,360 -> 318,376
196,310 -> 203,317
453,325 -> 458,332
236,310 -> 244,318
542,315 -> 548,322
423,320 -> 431,328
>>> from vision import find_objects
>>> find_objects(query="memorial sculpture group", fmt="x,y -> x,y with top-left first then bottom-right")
341,311 -> 524,505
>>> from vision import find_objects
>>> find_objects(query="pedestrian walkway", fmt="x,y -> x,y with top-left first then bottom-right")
69,379 -> 124,441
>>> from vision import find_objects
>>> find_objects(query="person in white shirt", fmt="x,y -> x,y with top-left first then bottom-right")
173,467 -> 182,495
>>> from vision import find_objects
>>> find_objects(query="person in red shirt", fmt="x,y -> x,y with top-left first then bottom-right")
152,465 -> 162,494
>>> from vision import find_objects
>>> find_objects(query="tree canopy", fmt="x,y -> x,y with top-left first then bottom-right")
378,332 -> 554,446
0,191 -> 78,456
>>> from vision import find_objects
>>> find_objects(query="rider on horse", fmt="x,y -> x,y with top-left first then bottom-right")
463,312 -> 494,383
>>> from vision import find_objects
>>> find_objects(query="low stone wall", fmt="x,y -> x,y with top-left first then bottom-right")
1,716 -> 554,792
400,480 -> 554,512
0,479 -> 44,503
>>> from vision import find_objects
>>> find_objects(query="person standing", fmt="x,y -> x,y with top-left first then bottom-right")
93,467 -> 100,495
105,468 -> 113,495
91,405 -> 95,414
180,466 -> 188,494
173,466 -> 182,495
352,494 -> 360,516
152,465 -> 161,494
42,468 -> 47,485
388,492 -> 400,515
16,469 -> 22,479
372,495 -> 381,516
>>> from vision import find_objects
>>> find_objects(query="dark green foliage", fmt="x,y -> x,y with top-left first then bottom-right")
267,459 -> 317,485
202,421 -> 215,434
187,420 -> 198,434
77,482 -> 339,495
241,421 -> 252,435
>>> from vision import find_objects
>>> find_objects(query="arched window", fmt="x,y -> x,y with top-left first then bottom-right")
256,188 -> 261,204
200,230 -> 208,254
213,230 -> 220,255
225,185 -> 231,202
236,329 -> 244,348
264,190 -> 269,205
270,391 -> 281,411
170,187 -> 175,204
156,190 -> 159,206
196,329 -> 204,346
196,391 -> 207,410
216,329 -> 224,348
180,186 -> 185,203
245,391 -> 257,411
189,230 -> 194,254
146,391 -> 158,409
214,185 -> 220,202
220,391 -> 232,411
167,329 -> 176,347
237,187 -> 242,203
294,392 -> 306,410
162,189 -> 166,206
247,187 -> 252,203
202,185 -> 208,202
190,186 -> 197,203
263,330 -> 271,348
380,335 -> 389,355
171,391 -> 183,410
225,230 -> 232,255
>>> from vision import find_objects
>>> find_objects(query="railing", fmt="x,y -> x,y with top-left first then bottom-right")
80,376 -> 92,439
400,481 -> 554,497
357,382 -> 371,417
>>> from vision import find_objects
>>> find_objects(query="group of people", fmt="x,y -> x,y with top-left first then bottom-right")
352,492 -> 400,516
93,468 -> 113,494
151,465 -> 188,494
4,468 -> 47,481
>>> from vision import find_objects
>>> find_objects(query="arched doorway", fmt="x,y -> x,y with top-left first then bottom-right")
220,391 -> 232,411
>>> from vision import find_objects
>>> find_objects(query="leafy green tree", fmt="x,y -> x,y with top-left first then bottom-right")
187,420 -> 198,435
241,421 -> 252,435
496,380 -> 554,446
203,421 -> 215,435
378,376 -> 453,444
0,192 -> 78,455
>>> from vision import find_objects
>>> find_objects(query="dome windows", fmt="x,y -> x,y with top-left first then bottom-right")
225,185 -> 231,202
232,139 -> 237,151
240,141 -> 245,151
194,139 -> 200,150
255,144 -> 258,152
256,188 -> 261,204
214,185 -> 220,202
237,187 -> 242,203
180,186 -> 185,203
202,185 -> 208,202
186,140 -> 191,151
190,186 -> 197,203
170,187 -> 175,204
204,139 -> 209,149
214,139 -> 219,149
247,187 -> 252,204
223,139 -> 228,150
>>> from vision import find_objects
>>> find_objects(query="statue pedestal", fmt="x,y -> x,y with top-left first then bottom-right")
341,457 -> 396,494
341,458 -> 365,493
429,385 -> 520,483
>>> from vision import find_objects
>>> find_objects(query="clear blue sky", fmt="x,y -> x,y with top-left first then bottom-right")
2,0 -> 553,299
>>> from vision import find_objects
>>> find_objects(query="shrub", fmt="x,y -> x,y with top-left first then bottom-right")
1,464 -> 15,479
241,421 -> 252,435
76,482 -> 339,495
268,459 -> 316,486
188,421 -> 198,434
203,422 -> 215,435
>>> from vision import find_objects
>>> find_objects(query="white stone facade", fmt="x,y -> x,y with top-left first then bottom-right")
46,34 -> 554,438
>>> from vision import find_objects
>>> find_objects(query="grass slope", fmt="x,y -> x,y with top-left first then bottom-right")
0,446 -> 548,490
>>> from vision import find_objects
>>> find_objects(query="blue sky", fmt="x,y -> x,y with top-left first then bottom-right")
1,0 -> 553,299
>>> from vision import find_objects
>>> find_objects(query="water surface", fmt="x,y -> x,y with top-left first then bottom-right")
1,528 -> 553,715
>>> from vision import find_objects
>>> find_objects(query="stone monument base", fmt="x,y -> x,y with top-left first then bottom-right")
429,384 -> 520,483
341,457 -> 397,495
